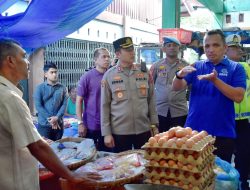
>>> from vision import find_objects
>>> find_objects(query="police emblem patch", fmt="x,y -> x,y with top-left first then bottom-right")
113,76 -> 121,80
137,73 -> 144,78
159,65 -> 165,70
101,80 -> 106,87
117,92 -> 123,99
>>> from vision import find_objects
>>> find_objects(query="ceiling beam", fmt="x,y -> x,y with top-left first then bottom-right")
198,0 -> 223,13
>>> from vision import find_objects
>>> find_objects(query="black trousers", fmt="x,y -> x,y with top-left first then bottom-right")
214,136 -> 235,163
234,119 -> 250,185
112,131 -> 151,153
86,129 -> 113,152
37,124 -> 63,141
158,111 -> 187,133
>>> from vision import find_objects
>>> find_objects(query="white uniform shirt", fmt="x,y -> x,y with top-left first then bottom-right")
0,76 -> 42,190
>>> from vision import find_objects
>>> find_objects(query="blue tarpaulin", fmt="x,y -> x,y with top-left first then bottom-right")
0,0 -> 113,48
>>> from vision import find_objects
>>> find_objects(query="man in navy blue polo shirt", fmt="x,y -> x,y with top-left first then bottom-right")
172,29 -> 246,163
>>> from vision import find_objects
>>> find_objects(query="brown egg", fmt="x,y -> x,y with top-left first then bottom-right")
177,161 -> 184,169
178,181 -> 184,187
185,127 -> 192,135
174,170 -> 180,177
158,137 -> 166,146
175,129 -> 187,138
165,169 -> 171,176
168,128 -> 176,138
176,138 -> 185,148
154,134 -> 161,142
148,137 -> 157,146
194,134 -> 203,141
162,131 -> 169,137
166,138 -> 175,147
186,139 -> 195,148
169,179 -> 175,185
168,159 -> 176,167
159,159 -> 167,166
160,178 -> 166,184
200,130 -> 208,137
187,164 -> 194,170
191,130 -> 199,136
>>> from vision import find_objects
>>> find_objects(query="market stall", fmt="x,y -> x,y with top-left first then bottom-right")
40,128 -> 239,190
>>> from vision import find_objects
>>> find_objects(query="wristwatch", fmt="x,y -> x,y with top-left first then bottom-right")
77,120 -> 83,125
175,71 -> 184,80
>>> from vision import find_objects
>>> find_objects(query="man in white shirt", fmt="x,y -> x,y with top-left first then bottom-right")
0,38 -> 100,190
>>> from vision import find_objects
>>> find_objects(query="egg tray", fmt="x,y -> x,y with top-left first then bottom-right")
144,173 -> 215,190
144,145 -> 215,165
145,165 -> 214,186
146,155 -> 215,172
142,135 -> 215,152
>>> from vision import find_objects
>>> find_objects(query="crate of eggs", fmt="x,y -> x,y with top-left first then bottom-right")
142,127 -> 216,190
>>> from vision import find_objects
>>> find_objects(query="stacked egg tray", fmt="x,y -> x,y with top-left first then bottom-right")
145,162 -> 214,186
142,134 -> 215,152
141,127 -> 216,190
144,174 -> 215,190
144,145 -> 215,172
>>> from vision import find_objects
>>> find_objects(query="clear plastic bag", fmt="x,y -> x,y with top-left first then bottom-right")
214,157 -> 240,190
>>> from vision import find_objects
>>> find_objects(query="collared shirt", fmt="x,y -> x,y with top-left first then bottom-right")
77,68 -> 104,131
150,58 -> 188,117
184,57 -> 246,138
101,63 -> 158,136
33,81 -> 68,126
0,76 -> 42,190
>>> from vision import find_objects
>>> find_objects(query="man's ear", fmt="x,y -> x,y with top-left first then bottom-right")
161,46 -> 166,52
115,51 -> 121,58
44,71 -> 48,78
6,55 -> 16,68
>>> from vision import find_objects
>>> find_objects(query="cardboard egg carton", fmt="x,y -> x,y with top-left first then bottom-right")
142,135 -> 215,152
146,155 -> 215,172
144,173 -> 215,190
144,145 -> 215,165
145,165 -> 214,186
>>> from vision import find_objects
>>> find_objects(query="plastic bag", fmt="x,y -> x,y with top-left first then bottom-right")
214,156 -> 240,190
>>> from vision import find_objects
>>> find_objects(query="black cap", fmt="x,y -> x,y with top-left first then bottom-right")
113,37 -> 134,51
43,62 -> 57,71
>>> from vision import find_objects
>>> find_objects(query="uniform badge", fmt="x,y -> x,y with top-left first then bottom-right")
159,65 -> 166,70
101,80 -> 106,87
140,84 -> 147,96
113,76 -> 121,80
137,73 -> 144,78
117,92 -> 124,99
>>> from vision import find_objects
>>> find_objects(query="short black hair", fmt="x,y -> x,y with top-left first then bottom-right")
205,29 -> 226,44
43,62 -> 57,72
0,38 -> 21,67
68,85 -> 76,93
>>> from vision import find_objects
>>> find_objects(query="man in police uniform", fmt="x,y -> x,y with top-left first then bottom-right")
101,37 -> 159,152
226,34 -> 250,190
150,37 -> 189,133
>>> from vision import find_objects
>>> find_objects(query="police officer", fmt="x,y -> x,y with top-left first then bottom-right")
226,34 -> 250,190
101,37 -> 159,152
150,37 -> 189,133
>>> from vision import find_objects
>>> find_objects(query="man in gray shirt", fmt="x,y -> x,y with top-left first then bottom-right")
101,37 -> 158,152
150,37 -> 188,132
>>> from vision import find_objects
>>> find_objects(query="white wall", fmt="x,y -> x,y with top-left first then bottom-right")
67,20 -> 123,43
67,11 -> 159,45
223,11 -> 250,30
